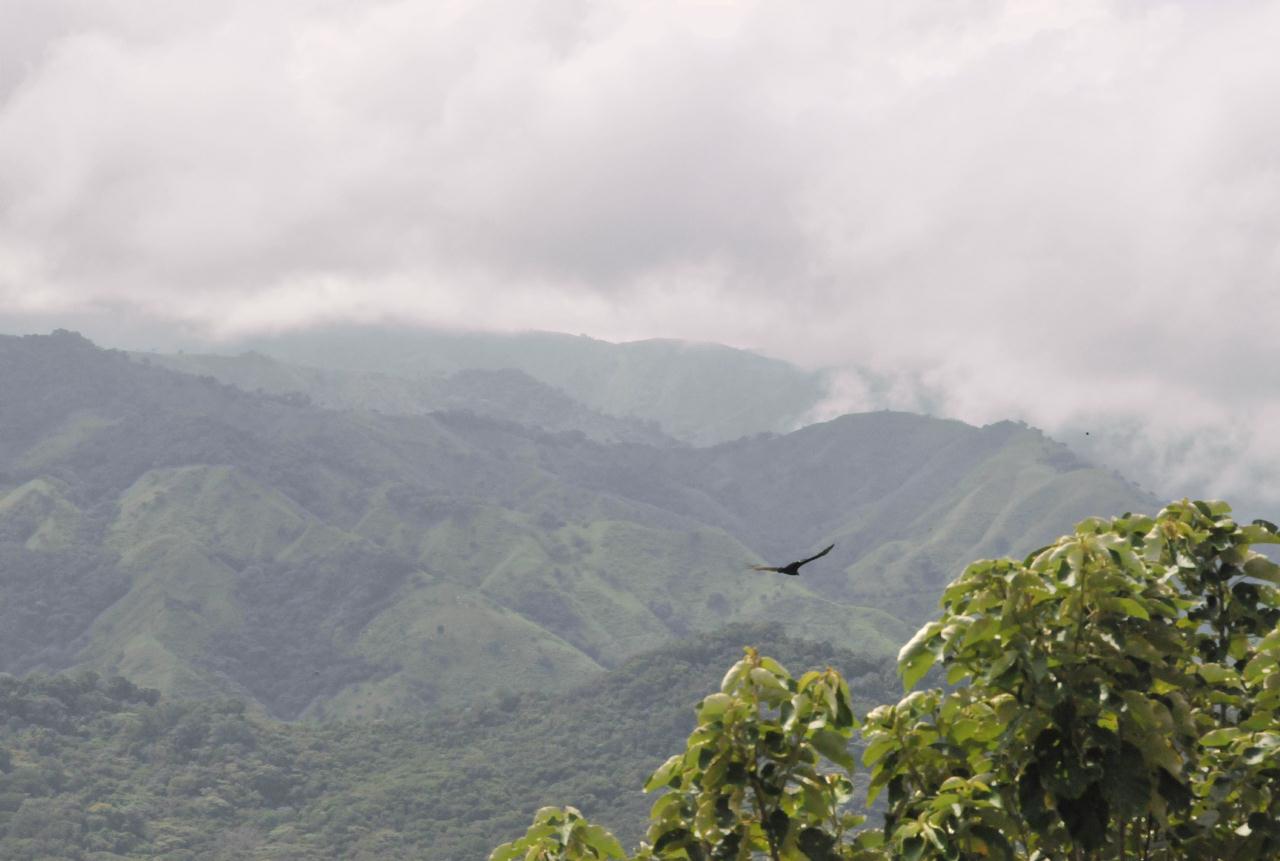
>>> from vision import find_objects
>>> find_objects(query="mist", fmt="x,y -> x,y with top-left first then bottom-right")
3,0 -> 1279,508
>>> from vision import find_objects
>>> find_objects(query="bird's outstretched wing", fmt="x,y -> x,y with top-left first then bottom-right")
748,544 -> 836,576
796,543 -> 835,567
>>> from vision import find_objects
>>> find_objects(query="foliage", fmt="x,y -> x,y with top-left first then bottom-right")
486,645 -> 885,861
637,647 -> 882,861
872,499 -> 1280,859
492,806 -> 628,861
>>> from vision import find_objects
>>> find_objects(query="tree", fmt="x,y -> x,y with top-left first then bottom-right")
490,500 -> 1280,861
492,647 -> 879,861
489,805 -> 627,861
636,647 -> 875,860
872,499 -> 1280,860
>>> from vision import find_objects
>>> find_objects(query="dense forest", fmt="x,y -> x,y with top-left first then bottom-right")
0,625 -> 895,860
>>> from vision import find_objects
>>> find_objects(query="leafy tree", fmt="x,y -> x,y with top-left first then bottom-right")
491,501 -> 1280,861
636,647 -> 876,860
491,806 -> 628,861
493,647 -> 880,861
870,499 -> 1280,859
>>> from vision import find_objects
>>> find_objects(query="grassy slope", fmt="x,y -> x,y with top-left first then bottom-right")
0,333 -> 1153,720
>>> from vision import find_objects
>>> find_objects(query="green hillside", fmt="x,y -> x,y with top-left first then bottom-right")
0,331 -> 1154,719
0,625 -> 897,861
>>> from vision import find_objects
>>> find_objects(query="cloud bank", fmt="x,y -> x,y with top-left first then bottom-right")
2,0 -> 1280,509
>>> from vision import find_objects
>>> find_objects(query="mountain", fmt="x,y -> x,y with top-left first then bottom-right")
0,624 -> 895,861
226,326 -> 830,445
0,331 -> 1154,720
135,351 -> 673,446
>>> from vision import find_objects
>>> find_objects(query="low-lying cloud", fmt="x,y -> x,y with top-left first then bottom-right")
2,0 -> 1279,510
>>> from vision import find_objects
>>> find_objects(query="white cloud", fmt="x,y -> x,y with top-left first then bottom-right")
2,0 -> 1280,508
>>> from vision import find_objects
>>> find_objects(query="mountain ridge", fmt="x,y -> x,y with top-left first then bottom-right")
0,331 -> 1154,718
226,325 -> 831,445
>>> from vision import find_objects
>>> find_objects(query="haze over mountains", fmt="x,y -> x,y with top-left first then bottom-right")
139,352 -> 674,447
154,325 -> 832,446
0,329 -> 1154,723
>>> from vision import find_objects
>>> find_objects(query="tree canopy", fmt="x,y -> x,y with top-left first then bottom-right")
491,500 -> 1280,860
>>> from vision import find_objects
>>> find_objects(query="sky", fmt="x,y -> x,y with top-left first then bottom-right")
2,0 -> 1279,511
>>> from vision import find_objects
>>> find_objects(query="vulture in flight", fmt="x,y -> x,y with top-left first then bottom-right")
751,543 -> 835,577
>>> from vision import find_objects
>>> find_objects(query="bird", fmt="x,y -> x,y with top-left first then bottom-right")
751,543 -> 835,577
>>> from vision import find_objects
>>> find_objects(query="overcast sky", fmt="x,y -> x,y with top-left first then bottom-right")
2,0 -> 1279,511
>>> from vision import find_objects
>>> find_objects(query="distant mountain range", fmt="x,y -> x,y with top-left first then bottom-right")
0,330 -> 1154,720
138,351 -> 674,447
223,325 -> 831,445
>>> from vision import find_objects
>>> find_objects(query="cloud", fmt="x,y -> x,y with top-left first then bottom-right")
2,0 -> 1280,509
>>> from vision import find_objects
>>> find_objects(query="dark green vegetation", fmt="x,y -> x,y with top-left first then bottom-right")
497,501 -> 1280,860
0,331 -> 1153,719
0,625 -> 896,860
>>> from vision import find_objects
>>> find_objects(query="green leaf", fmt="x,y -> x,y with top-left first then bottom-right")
749,667 -> 789,696
900,835 -> 926,861
721,659 -> 748,692
1244,555 -> 1280,583
799,783 -> 829,820
644,755 -> 683,792
959,616 -> 1000,649
581,824 -> 626,859
897,622 -> 941,665
1243,654 -> 1276,685
1242,522 -> 1280,545
1199,727 -> 1240,747
489,841 -> 521,861
1103,596 -> 1150,620
698,693 -> 733,720
1198,664 -> 1241,686
901,651 -> 935,692
861,733 -> 895,767
758,656 -> 791,678
810,728 -> 855,771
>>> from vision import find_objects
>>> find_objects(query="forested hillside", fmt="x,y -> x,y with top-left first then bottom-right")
0,332 -> 1152,720
0,625 -> 895,861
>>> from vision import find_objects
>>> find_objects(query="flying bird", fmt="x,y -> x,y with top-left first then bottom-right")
751,543 -> 835,577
